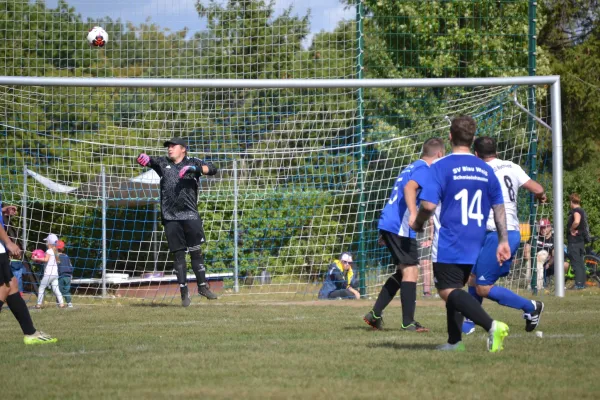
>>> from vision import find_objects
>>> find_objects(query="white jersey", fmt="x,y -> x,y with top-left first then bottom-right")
485,158 -> 531,232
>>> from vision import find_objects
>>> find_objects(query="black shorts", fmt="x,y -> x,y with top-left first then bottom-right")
380,230 -> 418,266
0,252 -> 13,286
433,263 -> 472,290
163,219 -> 206,253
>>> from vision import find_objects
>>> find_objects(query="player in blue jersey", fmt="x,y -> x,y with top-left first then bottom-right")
364,138 -> 445,332
462,137 -> 546,336
411,116 -> 511,352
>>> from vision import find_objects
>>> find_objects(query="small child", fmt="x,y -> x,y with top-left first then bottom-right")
32,234 -> 65,309
56,240 -> 74,308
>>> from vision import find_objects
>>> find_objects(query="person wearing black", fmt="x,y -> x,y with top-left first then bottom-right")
567,193 -> 590,289
525,218 -> 555,291
137,137 -> 218,306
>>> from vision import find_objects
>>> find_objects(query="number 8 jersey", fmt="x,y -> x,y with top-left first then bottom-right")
484,158 -> 531,232
418,153 -> 504,264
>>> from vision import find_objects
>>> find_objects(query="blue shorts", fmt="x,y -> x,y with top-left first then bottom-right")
472,230 -> 522,286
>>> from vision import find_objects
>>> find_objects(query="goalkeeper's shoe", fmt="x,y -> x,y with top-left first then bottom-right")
363,310 -> 384,330
524,300 -> 544,332
24,331 -> 58,345
487,321 -> 509,353
180,286 -> 191,307
436,342 -> 465,352
401,321 -> 429,333
198,284 -> 218,300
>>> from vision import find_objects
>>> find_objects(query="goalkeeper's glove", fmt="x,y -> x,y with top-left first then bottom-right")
179,165 -> 197,178
137,153 -> 150,167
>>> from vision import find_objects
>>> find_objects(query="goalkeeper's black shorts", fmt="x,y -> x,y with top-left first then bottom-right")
163,219 -> 206,253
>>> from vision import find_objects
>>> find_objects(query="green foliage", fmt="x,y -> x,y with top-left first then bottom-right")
0,0 -> 561,280
347,0 -> 534,78
200,190 -> 345,275
538,0 -> 600,170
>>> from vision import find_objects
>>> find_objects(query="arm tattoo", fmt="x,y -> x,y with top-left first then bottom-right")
492,203 -> 508,242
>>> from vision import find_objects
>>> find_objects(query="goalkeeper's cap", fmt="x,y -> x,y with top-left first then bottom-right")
45,234 -> 59,245
163,137 -> 188,148
340,252 -> 353,264
56,240 -> 66,250
539,218 -> 552,228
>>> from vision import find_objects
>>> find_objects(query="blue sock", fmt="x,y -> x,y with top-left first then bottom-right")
468,286 -> 483,304
488,286 -> 535,313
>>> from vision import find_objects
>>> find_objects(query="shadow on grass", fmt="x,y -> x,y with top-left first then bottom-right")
129,302 -> 175,308
367,342 -> 438,351
342,326 -> 406,332
342,326 -> 378,332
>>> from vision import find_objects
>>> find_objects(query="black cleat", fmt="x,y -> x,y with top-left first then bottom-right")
363,310 -> 384,330
181,286 -> 191,307
401,321 -> 430,333
198,284 -> 218,300
524,300 -> 544,332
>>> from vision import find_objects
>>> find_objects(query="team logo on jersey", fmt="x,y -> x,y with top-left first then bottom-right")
166,166 -> 171,169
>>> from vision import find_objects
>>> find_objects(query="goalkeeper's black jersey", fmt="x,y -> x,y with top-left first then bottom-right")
148,156 -> 217,221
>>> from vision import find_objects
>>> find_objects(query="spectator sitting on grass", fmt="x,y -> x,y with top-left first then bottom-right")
318,252 -> 360,300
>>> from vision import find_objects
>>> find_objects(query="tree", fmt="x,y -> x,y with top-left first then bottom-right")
536,0 -> 600,170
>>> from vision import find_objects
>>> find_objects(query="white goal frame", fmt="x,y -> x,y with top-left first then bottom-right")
0,75 -> 565,297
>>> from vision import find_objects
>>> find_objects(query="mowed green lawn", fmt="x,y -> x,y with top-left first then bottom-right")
1,290 -> 599,399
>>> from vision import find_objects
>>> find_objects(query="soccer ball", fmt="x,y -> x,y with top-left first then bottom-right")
87,26 -> 108,47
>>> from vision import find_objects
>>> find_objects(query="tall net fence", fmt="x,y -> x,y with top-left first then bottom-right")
0,82 -> 553,302
0,0 -> 552,304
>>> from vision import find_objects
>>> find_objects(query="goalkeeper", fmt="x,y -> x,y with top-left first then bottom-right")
137,137 -> 218,307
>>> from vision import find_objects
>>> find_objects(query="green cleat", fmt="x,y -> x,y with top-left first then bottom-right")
401,321 -> 429,332
487,321 -> 509,353
363,310 -> 384,330
24,331 -> 58,345
436,342 -> 465,351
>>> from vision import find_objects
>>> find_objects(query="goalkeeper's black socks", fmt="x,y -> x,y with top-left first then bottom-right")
6,293 -> 36,335
190,252 -> 206,285
180,284 -> 189,299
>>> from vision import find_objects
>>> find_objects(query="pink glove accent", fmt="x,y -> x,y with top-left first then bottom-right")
179,165 -> 196,178
137,153 -> 150,166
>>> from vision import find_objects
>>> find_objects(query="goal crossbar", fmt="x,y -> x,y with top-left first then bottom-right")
0,76 -> 560,88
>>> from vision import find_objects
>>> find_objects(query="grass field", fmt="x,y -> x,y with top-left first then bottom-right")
2,289 -> 599,399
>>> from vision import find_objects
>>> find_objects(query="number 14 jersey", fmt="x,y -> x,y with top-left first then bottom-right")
418,153 -> 504,264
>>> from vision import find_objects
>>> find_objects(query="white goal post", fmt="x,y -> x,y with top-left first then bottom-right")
0,75 -> 565,299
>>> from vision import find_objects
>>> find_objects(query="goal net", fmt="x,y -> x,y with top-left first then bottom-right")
0,78 -> 560,304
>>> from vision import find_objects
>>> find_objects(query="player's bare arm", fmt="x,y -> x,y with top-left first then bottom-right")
522,179 -> 546,203
492,203 -> 511,263
403,180 -> 420,225
410,200 -> 436,232
570,211 -> 581,236
0,223 -> 20,258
